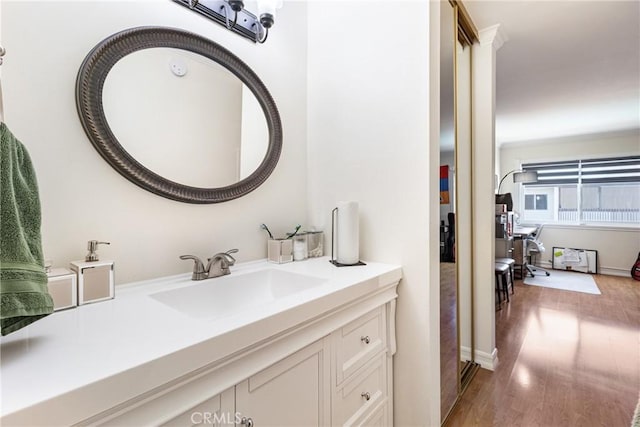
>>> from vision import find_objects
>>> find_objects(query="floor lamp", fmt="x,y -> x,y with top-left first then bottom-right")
496,170 -> 538,211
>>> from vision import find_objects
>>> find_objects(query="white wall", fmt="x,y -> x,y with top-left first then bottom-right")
1,1 -> 308,283
307,1 -> 440,425
537,224 -> 640,276
500,129 -> 640,275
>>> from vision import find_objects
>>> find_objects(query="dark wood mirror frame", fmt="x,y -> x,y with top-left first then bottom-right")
76,26 -> 282,204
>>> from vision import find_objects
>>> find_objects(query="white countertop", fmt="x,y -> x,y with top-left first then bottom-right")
0,257 -> 401,424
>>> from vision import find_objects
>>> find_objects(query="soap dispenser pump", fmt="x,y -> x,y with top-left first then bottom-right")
70,240 -> 115,305
85,240 -> 110,262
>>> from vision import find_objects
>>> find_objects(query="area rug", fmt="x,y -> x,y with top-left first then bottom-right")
524,269 -> 601,295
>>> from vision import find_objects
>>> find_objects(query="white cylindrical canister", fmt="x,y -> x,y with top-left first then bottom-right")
336,201 -> 359,265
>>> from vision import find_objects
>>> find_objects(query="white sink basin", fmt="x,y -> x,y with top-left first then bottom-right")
150,269 -> 327,319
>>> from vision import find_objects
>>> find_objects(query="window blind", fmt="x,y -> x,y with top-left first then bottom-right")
580,156 -> 640,184
522,160 -> 579,185
522,156 -> 640,186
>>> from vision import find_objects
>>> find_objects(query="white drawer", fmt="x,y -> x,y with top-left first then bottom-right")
332,354 -> 387,427
335,307 -> 385,385
359,402 -> 387,427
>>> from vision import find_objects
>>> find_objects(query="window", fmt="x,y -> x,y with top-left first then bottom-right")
522,187 -> 555,222
524,195 -> 534,210
521,156 -> 640,224
525,194 -> 548,210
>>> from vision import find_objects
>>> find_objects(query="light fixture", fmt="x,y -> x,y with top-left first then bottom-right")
495,169 -> 538,211
228,0 -> 244,12
173,0 -> 283,44
258,0 -> 283,29
497,169 -> 538,194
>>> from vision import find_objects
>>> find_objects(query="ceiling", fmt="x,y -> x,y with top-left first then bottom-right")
464,0 -> 640,146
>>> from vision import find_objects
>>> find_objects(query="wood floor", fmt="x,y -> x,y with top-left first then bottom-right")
441,262 -> 460,419
445,272 -> 640,427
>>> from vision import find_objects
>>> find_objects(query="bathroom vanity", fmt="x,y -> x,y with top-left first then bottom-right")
0,257 -> 400,426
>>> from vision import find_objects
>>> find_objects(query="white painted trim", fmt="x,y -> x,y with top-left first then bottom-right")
478,24 -> 508,50
475,348 -> 499,371
388,299 -> 397,356
459,347 -> 498,371
600,267 -> 631,278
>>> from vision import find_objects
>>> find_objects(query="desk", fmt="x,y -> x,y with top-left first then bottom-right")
513,226 -> 537,238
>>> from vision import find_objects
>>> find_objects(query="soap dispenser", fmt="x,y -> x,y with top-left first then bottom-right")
70,240 -> 115,305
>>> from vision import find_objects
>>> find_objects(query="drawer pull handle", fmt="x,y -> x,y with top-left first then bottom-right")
241,417 -> 254,427
361,335 -> 371,344
361,391 -> 371,401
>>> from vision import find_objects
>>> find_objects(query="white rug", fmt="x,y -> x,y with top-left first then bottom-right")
523,269 -> 601,295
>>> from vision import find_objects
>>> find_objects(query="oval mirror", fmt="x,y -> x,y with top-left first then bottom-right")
76,27 -> 282,204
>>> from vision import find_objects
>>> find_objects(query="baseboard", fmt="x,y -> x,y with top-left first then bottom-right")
460,346 -> 498,371
538,261 -> 630,277
460,346 -> 471,362
600,267 -> 631,277
475,348 -> 499,371
539,260 -> 553,269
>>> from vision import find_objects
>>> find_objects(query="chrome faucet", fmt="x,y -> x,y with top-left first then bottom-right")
180,249 -> 239,280
179,255 -> 208,280
207,249 -> 238,278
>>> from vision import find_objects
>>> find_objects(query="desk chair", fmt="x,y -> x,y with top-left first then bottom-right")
525,225 -> 551,277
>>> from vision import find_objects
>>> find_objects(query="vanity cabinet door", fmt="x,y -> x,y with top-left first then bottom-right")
92,386 -> 235,427
235,338 -> 330,427
161,388 -> 234,427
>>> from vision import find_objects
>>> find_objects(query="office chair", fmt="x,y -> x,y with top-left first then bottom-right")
525,225 -> 551,277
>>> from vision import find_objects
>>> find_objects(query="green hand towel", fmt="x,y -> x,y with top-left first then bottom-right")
1,122 -> 53,335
